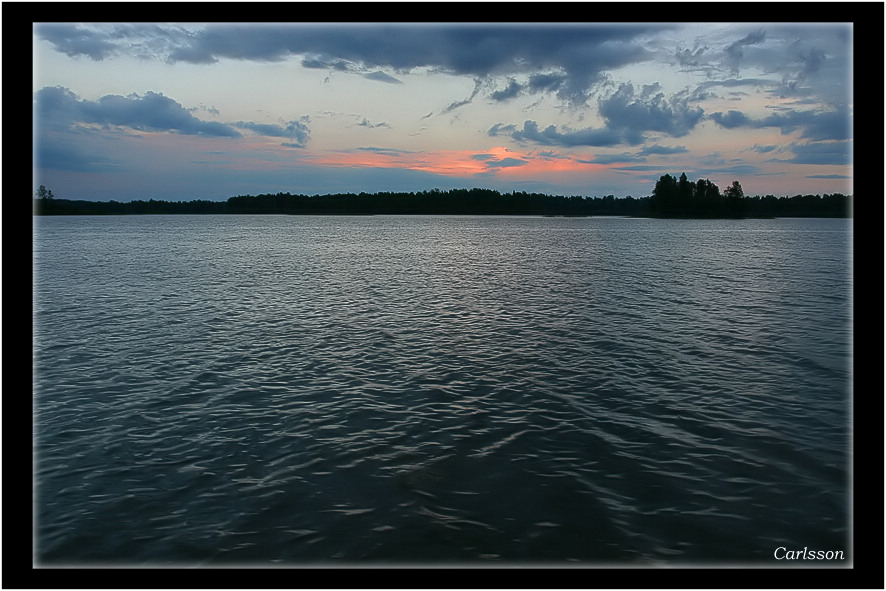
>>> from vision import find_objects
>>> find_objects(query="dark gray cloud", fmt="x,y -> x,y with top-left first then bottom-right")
710,106 -> 850,141
87,92 -> 241,136
36,23 -> 658,106
783,141 -> 851,166
37,23 -> 119,60
485,157 -> 528,169
37,23 -> 653,67
490,72 -> 571,103
471,152 -> 528,170
439,78 -> 486,114
355,146 -> 415,156
675,44 -> 709,71
492,120 -> 631,148
535,150 -> 570,160
585,144 -> 687,165
35,86 -> 318,145
691,78 -> 774,100
750,144 -> 779,154
528,72 -> 568,94
491,79 -> 523,102
442,97 -> 472,113
363,71 -> 402,84
709,110 -> 751,128
356,118 -> 392,129
724,29 -> 766,74
34,86 -> 317,169
301,56 -> 351,71
487,123 -> 518,136
35,86 -> 243,137
598,83 -> 704,138
234,119 -> 311,147
36,23 -> 208,63
679,25 -> 850,105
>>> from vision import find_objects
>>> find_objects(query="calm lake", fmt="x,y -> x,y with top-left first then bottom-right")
33,214 -> 852,566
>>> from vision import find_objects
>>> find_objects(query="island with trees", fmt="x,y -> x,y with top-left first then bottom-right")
32,176 -> 852,218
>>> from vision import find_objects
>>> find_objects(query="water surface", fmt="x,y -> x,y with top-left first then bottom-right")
33,215 -> 852,565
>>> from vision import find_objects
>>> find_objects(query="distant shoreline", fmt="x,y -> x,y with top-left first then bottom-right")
33,188 -> 852,219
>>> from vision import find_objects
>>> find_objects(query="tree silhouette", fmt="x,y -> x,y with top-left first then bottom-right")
693,178 -> 722,216
649,174 -> 758,218
723,180 -> 746,218
36,185 -> 54,199
650,174 -> 679,216
677,172 -> 693,213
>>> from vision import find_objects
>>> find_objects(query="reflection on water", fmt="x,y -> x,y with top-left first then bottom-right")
33,215 -> 851,565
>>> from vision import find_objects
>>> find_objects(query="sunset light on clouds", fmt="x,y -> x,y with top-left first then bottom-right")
32,20 -> 854,202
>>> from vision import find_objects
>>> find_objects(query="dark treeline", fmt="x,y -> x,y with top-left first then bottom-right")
33,189 -> 647,216
648,173 -> 851,218
33,181 -> 851,218
224,189 -> 648,216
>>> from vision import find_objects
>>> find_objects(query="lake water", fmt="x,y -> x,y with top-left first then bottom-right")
33,214 -> 852,566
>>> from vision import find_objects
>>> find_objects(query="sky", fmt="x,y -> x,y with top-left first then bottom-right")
32,20 -> 854,202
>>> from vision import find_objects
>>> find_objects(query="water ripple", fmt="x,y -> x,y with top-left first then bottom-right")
34,215 -> 851,565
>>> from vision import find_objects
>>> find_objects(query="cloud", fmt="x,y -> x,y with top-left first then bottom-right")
469,151 -> 528,170
691,78 -> 774,100
491,79 -> 522,102
750,144 -> 779,154
709,110 -> 752,128
35,86 -> 318,147
597,83 -> 704,139
36,23 -> 658,106
491,120 -> 629,148
35,86 -> 243,137
440,78 -> 486,114
234,118 -> 311,147
587,144 -> 687,165
37,23 -> 213,64
37,23 -> 120,60
356,118 -> 392,129
301,56 -> 350,71
724,29 -> 766,74
710,106 -> 850,141
363,71 -> 402,84
487,123 -> 518,136
534,150 -> 572,160
678,25 -> 850,104
675,44 -> 709,71
355,146 -> 415,156
783,141 -> 851,166
485,157 -> 528,169
528,72 -> 568,94
489,72 -> 570,104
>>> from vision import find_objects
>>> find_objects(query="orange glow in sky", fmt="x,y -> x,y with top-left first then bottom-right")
306,146 -> 612,179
